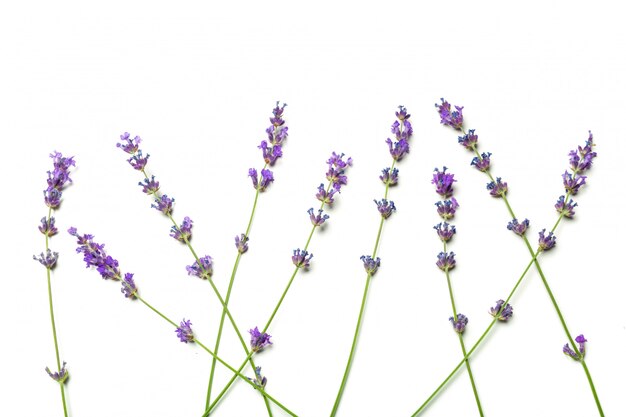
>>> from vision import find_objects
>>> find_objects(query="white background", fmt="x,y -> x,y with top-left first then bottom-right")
1,1 -> 625,416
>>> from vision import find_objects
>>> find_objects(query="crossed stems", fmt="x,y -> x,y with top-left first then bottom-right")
205,162 -> 266,413
43,206 -> 69,417
203,181 -> 335,416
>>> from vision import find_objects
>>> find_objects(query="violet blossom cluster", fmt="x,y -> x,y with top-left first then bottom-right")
564,334 -> 587,361
249,102 -> 289,192
555,132 -> 596,218
43,151 -> 76,209
249,327 -> 272,352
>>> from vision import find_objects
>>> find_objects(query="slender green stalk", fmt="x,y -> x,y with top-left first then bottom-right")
134,295 -> 297,417
206,177 -> 263,412
43,207 -> 69,417
206,182 -> 334,415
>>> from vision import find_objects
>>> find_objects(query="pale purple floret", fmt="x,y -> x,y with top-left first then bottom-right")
361,255 -> 381,275
434,222 -> 456,242
538,229 -> 557,251
555,195 -> 577,218
186,255 -> 213,280
33,249 -> 59,269
308,208 -> 329,226
121,272 -> 138,299
487,177 -> 508,197
435,98 -> 464,130
392,106 -> 413,140
68,227 -> 122,280
116,132 -> 141,154
449,314 -> 468,333
267,101 -> 288,145
325,152 -> 352,192
432,167 -> 456,199
249,327 -> 272,352
458,129 -> 478,150
151,194 -> 175,215
563,334 -> 587,360
435,198 -> 460,220
235,233 -> 249,254
489,299 -> 513,321
39,217 -> 58,237
380,167 -> 399,186
139,175 -> 160,195
562,171 -> 587,195
128,150 -> 150,171
385,138 -> 410,161
249,366 -> 267,389
569,131 -> 597,173
258,141 -> 283,166
507,218 -> 530,236
170,216 -> 193,242
176,319 -> 194,343
249,168 -> 274,191
45,361 -> 68,383
292,248 -> 313,268
374,199 -> 396,219
471,152 -> 492,172
436,252 -> 456,271
327,152 -> 353,170
316,183 -> 337,205
43,151 -> 76,208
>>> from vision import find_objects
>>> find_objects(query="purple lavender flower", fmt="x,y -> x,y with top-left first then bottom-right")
563,334 -> 587,360
361,255 -> 381,275
151,194 -> 174,215
249,366 -> 267,389
117,132 -> 141,154
555,195 -> 577,218
327,152 -> 353,170
316,183 -> 337,205
449,314 -> 468,333
45,361 -> 68,383
267,101 -> 288,144
434,222 -> 456,242
569,132 -> 597,173
258,141 -> 283,166
170,216 -> 193,242
128,150 -> 150,171
44,188 -> 62,209
436,98 -> 464,130
186,255 -> 213,280
139,175 -> 160,195
538,229 -> 557,251
458,129 -> 478,150
489,299 -> 513,321
436,252 -> 456,271
33,249 -> 59,269
385,138 -> 410,161
326,167 -> 349,191
435,198 -> 460,220
562,171 -> 587,195
235,233 -> 249,254
43,151 -> 75,208
249,327 -> 272,352
121,272 -> 138,299
249,168 -> 274,191
507,218 -> 530,236
176,319 -> 194,343
379,167 -> 399,186
69,227 -> 122,280
39,217 -> 58,237
432,167 -> 456,198
308,208 -> 329,226
292,248 -> 313,268
471,152 -> 492,172
374,199 -> 396,219
487,177 -> 508,197
391,106 -> 413,140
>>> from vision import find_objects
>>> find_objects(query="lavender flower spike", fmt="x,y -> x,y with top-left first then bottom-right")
538,229 -> 557,251
435,98 -> 464,130
487,177 -> 508,197
309,208 -> 329,226
316,183 -> 337,205
33,249 -> 59,269
436,252 -> 456,271
186,255 -> 213,280
39,217 -> 58,237
564,335 -> 587,360
176,319 -> 194,343
458,129 -> 479,150
374,199 -> 396,219
128,150 -> 150,171
121,272 -> 138,299
449,314 -> 468,333
379,167 -> 399,186
489,299 -> 513,321
435,198 -> 460,220
235,233 -> 249,253
434,222 -> 456,242
292,248 -> 313,268
170,216 -> 193,242
139,175 -> 160,195
45,362 -> 69,383
562,171 -> 587,195
249,366 -> 267,389
249,168 -> 274,191
117,132 -> 141,154
151,194 -> 175,215
471,152 -> 492,172
361,255 -> 381,275
68,227 -> 122,281
249,327 -> 272,352
432,167 -> 456,198
43,151 -> 75,208
507,218 -> 530,236
555,195 -> 578,218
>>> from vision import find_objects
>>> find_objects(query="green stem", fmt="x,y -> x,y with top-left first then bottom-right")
205,184 -> 262,412
206,181 -> 335,414
134,295 -> 296,416
44,207 -> 69,417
